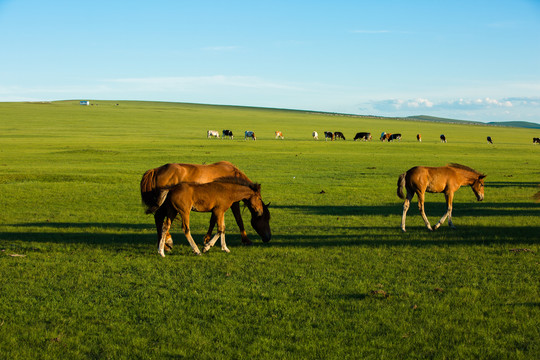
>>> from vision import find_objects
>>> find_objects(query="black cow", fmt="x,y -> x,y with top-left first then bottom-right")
388,133 -> 401,141
222,129 -> 233,139
324,131 -> 334,141
334,131 -> 346,140
354,132 -> 372,141
487,136 -> 493,144
440,134 -> 447,143
534,137 -> 540,144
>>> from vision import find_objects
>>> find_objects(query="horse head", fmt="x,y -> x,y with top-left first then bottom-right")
471,174 -> 486,201
245,183 -> 271,242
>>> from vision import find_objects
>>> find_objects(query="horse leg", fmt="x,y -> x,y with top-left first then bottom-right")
204,213 -> 217,244
155,206 -> 174,251
401,192 -> 413,232
231,201 -> 251,245
180,210 -> 201,255
216,212 -> 230,253
434,192 -> 455,230
158,211 -> 175,257
417,192 -> 433,231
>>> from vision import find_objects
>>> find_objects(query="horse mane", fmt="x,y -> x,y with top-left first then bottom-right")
214,176 -> 260,192
448,163 -> 483,176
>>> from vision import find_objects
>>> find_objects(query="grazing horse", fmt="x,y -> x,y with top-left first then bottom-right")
324,131 -> 334,141
334,131 -> 346,140
397,163 -> 486,232
140,162 -> 271,247
487,136 -> 493,144
388,133 -> 401,141
207,130 -> 220,138
155,178 -> 266,257
222,129 -> 234,139
440,134 -> 447,143
533,137 -> 540,144
275,131 -> 284,139
417,134 -> 422,142
312,131 -> 319,140
245,131 -> 256,140
354,132 -> 372,141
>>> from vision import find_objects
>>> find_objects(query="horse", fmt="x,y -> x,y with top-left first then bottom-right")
388,133 -> 401,141
140,162 -> 271,248
222,129 -> 234,139
207,130 -> 219,138
487,136 -> 493,144
354,132 -> 372,141
245,131 -> 256,140
417,134 -> 421,142
312,131 -> 319,140
155,178 -> 266,257
324,131 -> 334,141
397,163 -> 486,232
334,131 -> 346,140
440,134 -> 447,143
275,131 -> 284,139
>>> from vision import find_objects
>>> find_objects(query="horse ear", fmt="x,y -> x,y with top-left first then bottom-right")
479,174 -> 487,179
265,202 -> 271,207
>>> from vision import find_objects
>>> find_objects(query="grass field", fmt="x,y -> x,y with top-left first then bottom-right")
0,100 -> 539,359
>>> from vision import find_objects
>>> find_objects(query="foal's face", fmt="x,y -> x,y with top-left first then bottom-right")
471,175 -> 486,201
248,193 -> 271,243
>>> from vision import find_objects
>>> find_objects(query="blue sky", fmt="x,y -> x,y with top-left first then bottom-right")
1,0 -> 539,122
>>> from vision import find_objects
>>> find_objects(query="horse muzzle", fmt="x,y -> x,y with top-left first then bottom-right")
477,194 -> 484,201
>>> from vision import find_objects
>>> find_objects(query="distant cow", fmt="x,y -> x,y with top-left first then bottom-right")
275,131 -> 284,139
440,134 -> 447,143
417,134 -> 422,142
388,133 -> 401,141
245,131 -> 256,140
324,131 -> 334,141
487,136 -> 493,144
222,129 -> 233,139
380,132 -> 391,141
334,131 -> 346,140
312,131 -> 319,140
354,132 -> 372,141
207,130 -> 219,138
534,137 -> 540,144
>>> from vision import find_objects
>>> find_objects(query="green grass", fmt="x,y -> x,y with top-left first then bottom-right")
0,100 -> 539,359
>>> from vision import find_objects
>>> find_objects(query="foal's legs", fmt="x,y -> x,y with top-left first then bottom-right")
401,192 -> 414,232
417,192 -> 433,231
157,209 -> 175,257
179,209 -> 202,256
434,192 -> 456,230
204,202 -> 250,245
155,206 -> 173,251
203,211 -> 230,253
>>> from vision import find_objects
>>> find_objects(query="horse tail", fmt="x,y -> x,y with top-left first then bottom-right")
397,173 -> 406,199
140,168 -> 161,214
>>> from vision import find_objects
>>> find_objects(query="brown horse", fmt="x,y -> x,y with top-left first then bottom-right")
155,178 -> 265,257
140,162 -> 271,248
397,163 -> 486,231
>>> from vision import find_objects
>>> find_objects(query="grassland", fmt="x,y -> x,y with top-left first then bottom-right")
0,100 -> 539,359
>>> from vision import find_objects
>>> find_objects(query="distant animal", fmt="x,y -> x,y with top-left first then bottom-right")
533,137 -> 540,144
354,132 -> 372,141
245,131 -> 256,140
388,133 -> 401,141
140,162 -> 271,248
222,129 -> 234,139
440,134 -> 447,143
380,132 -> 391,141
417,134 -> 421,142
155,178 -> 267,257
207,130 -> 220,138
275,131 -> 284,139
487,136 -> 493,144
324,131 -> 334,141
397,163 -> 486,232
334,131 -> 346,140
312,131 -> 319,140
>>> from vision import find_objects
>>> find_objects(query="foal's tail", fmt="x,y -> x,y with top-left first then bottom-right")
397,173 -> 406,199
140,167 -> 162,214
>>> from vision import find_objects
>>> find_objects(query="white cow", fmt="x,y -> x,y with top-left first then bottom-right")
207,130 -> 219,138
312,131 -> 318,140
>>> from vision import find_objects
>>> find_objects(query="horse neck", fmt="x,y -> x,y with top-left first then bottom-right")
457,170 -> 479,186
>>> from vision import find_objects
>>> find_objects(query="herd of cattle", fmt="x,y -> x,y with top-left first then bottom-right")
208,129 -> 540,144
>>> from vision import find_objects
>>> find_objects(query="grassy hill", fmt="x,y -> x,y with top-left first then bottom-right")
0,100 -> 538,359
407,114 -> 540,129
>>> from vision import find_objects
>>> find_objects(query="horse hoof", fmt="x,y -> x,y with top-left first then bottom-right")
222,248 -> 230,253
